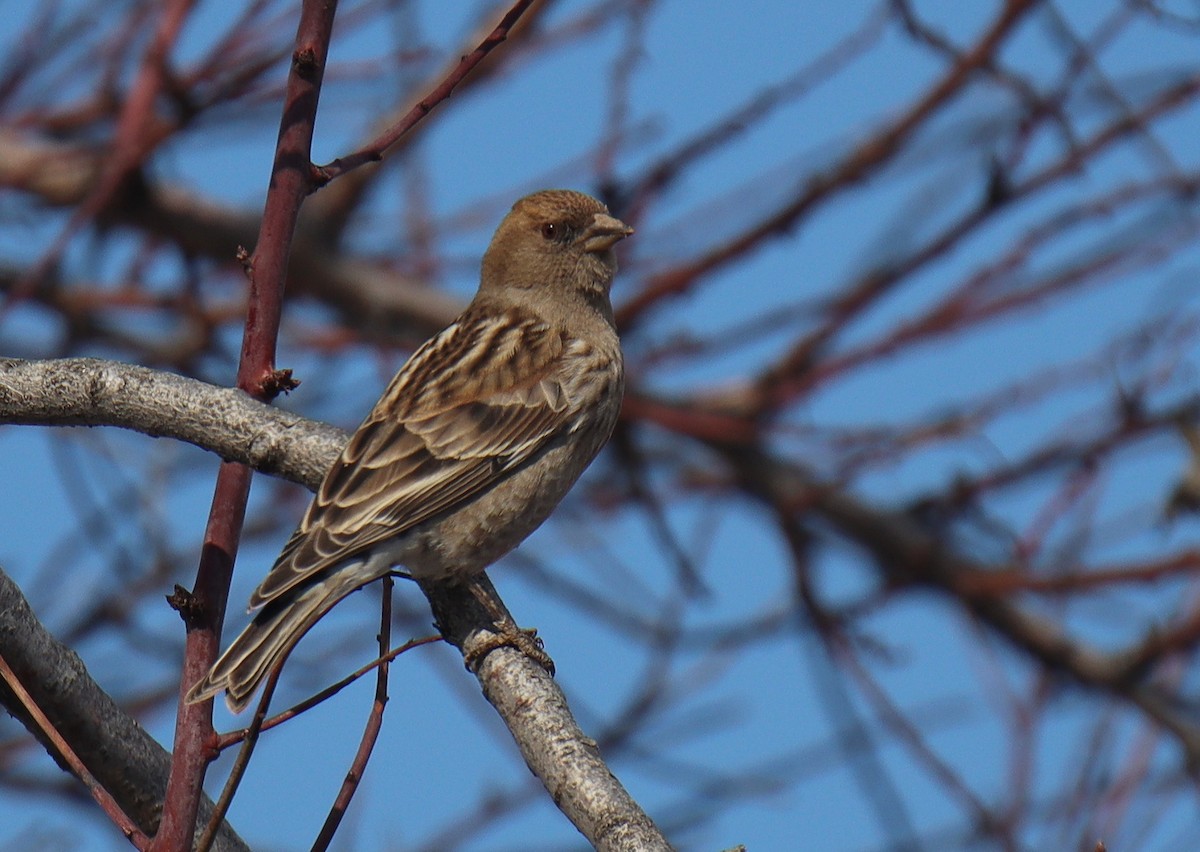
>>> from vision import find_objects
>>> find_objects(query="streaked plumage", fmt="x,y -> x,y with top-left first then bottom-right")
187,190 -> 631,712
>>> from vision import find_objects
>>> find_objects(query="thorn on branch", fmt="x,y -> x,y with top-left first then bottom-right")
165,584 -> 203,623
261,368 -> 300,398
292,46 -> 319,78
235,245 -> 252,276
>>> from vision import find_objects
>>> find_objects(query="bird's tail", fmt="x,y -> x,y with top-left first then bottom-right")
185,566 -> 382,714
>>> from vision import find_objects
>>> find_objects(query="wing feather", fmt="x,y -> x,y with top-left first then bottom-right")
249,309 -> 578,607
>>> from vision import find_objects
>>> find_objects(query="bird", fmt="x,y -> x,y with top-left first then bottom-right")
186,189 -> 632,713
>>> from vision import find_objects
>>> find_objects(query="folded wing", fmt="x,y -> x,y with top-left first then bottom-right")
250,308 -> 577,607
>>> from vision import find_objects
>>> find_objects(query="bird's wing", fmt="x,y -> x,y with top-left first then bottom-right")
249,309 -> 582,607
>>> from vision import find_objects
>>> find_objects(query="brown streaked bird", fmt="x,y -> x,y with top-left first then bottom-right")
187,190 -> 632,713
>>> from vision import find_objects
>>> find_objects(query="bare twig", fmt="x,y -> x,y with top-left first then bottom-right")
312,575 -> 395,850
315,0 -> 539,183
0,651 -> 151,848
156,2 -> 342,849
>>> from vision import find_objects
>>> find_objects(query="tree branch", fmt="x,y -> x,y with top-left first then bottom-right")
726,443 -> 1200,764
0,357 -> 344,486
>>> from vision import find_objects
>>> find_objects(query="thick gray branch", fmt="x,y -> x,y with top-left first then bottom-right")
0,357 -> 345,489
423,576 -> 672,852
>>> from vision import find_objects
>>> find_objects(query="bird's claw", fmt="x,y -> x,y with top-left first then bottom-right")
463,624 -> 556,675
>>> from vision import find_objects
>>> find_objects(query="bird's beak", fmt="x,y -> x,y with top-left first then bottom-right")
579,213 -> 634,253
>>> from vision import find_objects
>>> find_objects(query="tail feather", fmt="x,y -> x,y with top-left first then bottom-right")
185,566 -> 383,713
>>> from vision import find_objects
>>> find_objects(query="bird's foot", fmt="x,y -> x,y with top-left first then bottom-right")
463,623 -> 556,675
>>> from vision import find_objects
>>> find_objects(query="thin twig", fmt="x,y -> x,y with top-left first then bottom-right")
312,576 -> 395,850
215,634 -> 442,750
195,667 -> 284,852
155,1 -> 342,848
0,651 -> 151,848
315,0 -> 538,183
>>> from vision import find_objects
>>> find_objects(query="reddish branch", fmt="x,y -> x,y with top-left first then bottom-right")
615,0 -> 1042,330
0,651 -> 150,848
14,0 -> 196,298
311,576 -> 395,850
314,0 -> 539,184
154,2 -> 341,850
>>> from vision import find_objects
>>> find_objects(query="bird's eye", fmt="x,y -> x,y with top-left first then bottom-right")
540,222 -> 558,240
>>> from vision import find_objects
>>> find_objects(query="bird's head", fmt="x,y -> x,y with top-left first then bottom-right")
480,189 -> 634,307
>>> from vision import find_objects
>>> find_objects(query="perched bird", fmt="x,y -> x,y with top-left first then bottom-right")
187,190 -> 632,713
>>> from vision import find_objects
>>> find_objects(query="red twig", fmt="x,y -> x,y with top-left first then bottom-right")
194,663 -> 285,852
214,634 -> 442,750
314,0 -> 538,183
156,476 -> 254,852
154,2 -> 341,850
312,576 -> 395,850
0,651 -> 151,848
11,0 -> 194,305
199,628 -> 438,849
